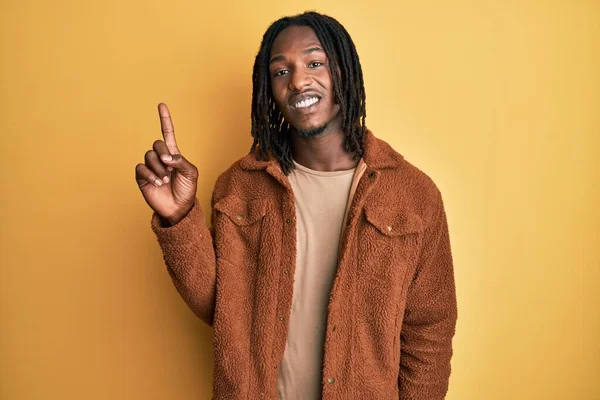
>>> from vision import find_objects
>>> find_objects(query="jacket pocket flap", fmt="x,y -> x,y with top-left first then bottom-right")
214,195 -> 267,226
364,206 -> 424,237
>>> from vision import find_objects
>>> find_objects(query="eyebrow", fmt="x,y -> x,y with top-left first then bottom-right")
269,46 -> 325,64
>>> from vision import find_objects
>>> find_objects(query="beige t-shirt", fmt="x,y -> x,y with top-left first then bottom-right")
277,158 -> 367,400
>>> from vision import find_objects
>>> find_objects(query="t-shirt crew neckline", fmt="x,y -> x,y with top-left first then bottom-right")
292,160 -> 357,177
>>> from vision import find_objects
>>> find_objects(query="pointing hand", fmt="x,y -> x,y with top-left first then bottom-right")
135,103 -> 198,226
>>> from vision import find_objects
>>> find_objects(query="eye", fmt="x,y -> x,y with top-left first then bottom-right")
274,69 -> 289,77
309,61 -> 323,68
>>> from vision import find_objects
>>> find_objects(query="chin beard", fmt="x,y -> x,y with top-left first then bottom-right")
295,123 -> 328,138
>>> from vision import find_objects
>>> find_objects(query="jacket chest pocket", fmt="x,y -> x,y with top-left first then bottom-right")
357,205 -> 424,282
213,195 -> 267,263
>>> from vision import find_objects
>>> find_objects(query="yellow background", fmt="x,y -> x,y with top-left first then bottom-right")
1,0 -> 598,399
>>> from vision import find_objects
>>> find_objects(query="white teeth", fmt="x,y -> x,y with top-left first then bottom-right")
294,97 -> 319,109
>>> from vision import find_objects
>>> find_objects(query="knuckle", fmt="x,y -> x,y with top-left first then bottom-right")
144,150 -> 156,160
153,140 -> 164,150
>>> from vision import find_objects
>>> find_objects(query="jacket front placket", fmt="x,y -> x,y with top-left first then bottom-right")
320,166 -> 382,398
262,164 -> 300,388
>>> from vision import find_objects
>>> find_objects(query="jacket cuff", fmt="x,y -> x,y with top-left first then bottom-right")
150,199 -> 208,250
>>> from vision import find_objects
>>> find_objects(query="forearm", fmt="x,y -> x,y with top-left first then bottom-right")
398,300 -> 456,399
151,198 -> 217,325
398,194 -> 458,399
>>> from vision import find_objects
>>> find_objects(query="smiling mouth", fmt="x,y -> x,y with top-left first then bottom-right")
292,96 -> 321,110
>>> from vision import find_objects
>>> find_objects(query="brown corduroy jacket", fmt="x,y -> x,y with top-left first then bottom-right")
151,130 -> 458,399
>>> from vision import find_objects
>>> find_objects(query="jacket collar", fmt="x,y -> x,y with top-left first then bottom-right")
239,129 -> 404,171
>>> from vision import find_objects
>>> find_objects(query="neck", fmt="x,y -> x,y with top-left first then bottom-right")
290,121 -> 358,171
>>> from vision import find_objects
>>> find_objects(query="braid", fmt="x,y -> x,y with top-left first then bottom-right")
250,11 -> 366,175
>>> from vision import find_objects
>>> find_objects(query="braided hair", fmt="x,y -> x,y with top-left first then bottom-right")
250,11 -> 367,175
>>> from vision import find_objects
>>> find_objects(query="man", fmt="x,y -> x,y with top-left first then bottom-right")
135,11 -> 457,400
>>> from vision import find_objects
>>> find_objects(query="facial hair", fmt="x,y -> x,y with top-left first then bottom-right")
296,122 -> 329,138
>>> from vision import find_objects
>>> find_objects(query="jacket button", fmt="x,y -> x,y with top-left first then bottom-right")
368,171 -> 375,178
236,214 -> 244,220
285,219 -> 291,224
327,377 -> 335,384
283,269 -> 289,275
387,225 -> 393,232
279,316 -> 285,322
332,324 -> 337,332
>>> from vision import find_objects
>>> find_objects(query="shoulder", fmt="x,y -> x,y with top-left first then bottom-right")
370,134 -> 442,200
211,151 -> 278,205
398,157 -> 443,207
368,134 -> 444,223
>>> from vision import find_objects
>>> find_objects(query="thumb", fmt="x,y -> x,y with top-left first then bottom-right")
161,154 -> 198,178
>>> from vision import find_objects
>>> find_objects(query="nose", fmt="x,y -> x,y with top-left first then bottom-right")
288,67 -> 313,91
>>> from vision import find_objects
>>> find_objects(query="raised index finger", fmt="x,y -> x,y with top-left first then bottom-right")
158,103 -> 180,155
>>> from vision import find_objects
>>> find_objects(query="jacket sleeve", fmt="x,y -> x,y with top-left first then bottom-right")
398,192 -> 458,399
151,198 -> 217,326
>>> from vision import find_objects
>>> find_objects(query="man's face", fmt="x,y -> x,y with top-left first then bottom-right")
269,25 -> 341,137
